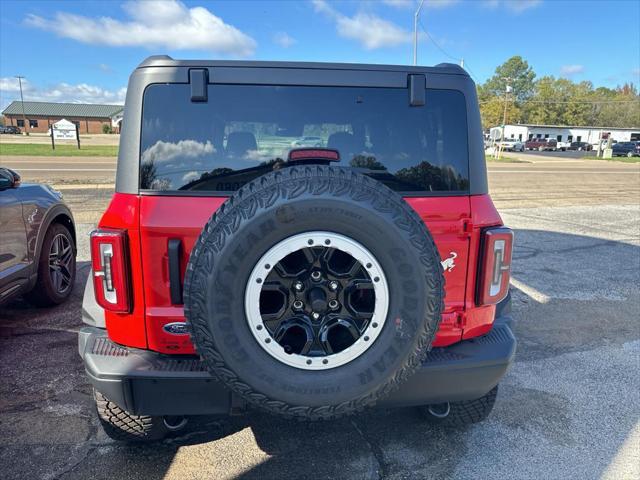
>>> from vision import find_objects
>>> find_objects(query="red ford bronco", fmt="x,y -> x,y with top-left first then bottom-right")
79,56 -> 515,441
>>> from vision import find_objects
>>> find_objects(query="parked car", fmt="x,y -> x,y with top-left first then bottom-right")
79,56 -> 516,442
556,140 -> 571,151
525,138 -> 557,151
291,136 -> 323,147
567,141 -> 592,151
497,138 -> 525,152
612,141 -> 640,157
0,125 -> 21,134
0,168 -> 76,306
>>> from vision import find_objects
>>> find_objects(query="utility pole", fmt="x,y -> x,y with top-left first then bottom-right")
498,78 -> 512,159
15,76 -> 28,136
413,0 -> 425,66
502,77 -> 513,136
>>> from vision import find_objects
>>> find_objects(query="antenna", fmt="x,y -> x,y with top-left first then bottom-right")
413,0 -> 426,65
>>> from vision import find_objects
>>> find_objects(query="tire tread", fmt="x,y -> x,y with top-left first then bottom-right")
184,166 -> 445,420
94,390 -> 167,442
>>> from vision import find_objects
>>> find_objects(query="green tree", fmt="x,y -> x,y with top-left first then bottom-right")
482,56 -> 536,102
478,56 -> 639,130
592,83 -> 640,128
525,76 -> 592,126
478,56 -> 534,130
478,94 -> 522,131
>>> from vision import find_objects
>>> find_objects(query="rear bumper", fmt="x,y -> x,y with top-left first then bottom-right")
79,318 -> 516,416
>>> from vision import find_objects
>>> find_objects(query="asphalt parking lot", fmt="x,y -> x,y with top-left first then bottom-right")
0,157 -> 639,479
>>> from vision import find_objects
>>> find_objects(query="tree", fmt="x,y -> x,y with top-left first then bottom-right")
482,56 -> 536,102
525,76 -> 592,126
478,56 -> 534,130
478,94 -> 522,131
592,83 -> 640,128
478,56 -> 639,130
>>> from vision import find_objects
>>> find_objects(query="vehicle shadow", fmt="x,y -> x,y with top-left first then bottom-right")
0,229 -> 638,479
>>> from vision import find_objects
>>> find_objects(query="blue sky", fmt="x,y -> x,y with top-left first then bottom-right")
1,0 -> 639,110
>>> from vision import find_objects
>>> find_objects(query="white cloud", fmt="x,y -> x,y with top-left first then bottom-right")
273,32 -> 297,48
383,0 -> 460,8
382,0 -> 414,8
313,0 -> 411,50
182,171 -> 201,183
25,0 -> 256,56
483,0 -> 542,13
0,77 -> 126,111
560,64 -> 585,76
141,139 -> 215,164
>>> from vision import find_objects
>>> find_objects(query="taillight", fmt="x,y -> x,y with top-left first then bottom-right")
477,227 -> 513,305
90,229 -> 131,312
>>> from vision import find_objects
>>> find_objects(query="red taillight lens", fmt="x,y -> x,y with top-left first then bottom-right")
90,229 -> 131,312
477,227 -> 514,305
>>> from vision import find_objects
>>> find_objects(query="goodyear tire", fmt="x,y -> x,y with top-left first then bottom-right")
184,166 -> 444,420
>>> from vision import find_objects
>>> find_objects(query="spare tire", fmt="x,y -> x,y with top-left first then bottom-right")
184,166 -> 444,420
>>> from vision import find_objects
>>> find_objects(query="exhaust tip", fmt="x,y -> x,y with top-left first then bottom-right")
427,403 -> 451,419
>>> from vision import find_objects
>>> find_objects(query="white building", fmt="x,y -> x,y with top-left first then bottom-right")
489,124 -> 640,145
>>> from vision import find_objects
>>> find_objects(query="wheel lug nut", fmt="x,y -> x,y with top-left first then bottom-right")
311,271 -> 322,281
328,281 -> 339,291
293,282 -> 304,292
293,300 -> 304,310
328,299 -> 339,310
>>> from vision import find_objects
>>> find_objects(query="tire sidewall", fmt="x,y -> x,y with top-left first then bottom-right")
185,169 -> 443,411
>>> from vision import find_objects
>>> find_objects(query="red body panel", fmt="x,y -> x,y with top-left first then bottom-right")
97,194 -> 147,348
98,193 -> 504,352
139,196 -> 225,352
461,195 -> 503,338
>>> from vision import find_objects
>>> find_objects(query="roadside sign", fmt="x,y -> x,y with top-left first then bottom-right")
52,119 -> 77,140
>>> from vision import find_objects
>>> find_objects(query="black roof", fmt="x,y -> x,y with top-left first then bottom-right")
137,55 -> 469,76
2,101 -> 123,118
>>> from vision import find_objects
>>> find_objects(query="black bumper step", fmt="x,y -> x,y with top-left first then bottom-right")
79,320 -> 516,416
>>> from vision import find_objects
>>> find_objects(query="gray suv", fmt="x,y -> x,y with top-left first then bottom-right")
0,168 -> 76,306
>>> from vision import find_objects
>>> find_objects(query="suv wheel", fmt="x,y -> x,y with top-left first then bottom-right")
421,386 -> 498,426
184,166 -> 445,420
25,223 -> 76,306
94,390 -> 185,442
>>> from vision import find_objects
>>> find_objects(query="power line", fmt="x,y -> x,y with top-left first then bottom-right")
416,18 -> 482,84
461,62 -> 480,82
418,19 -> 459,63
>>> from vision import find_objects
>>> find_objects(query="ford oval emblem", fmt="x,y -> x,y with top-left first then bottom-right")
163,322 -> 190,335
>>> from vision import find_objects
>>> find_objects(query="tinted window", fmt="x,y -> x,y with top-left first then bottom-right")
140,84 -> 469,193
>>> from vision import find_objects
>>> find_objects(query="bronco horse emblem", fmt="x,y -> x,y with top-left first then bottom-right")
441,252 -> 458,272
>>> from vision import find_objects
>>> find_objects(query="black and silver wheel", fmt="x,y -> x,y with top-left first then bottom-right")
627,151 -> 634,158
184,166 -> 445,420
26,223 -> 76,306
245,231 -> 388,370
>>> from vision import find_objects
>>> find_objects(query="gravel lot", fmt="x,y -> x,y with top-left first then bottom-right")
0,159 -> 639,480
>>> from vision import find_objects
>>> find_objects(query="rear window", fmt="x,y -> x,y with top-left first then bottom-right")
140,84 -> 469,194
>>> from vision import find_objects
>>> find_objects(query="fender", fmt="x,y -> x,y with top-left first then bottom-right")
29,203 -> 76,288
